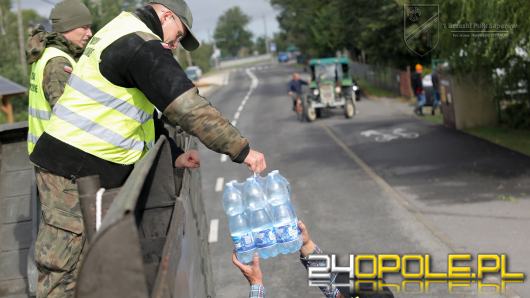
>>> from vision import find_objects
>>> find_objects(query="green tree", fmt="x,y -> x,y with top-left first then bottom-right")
435,0 -> 530,128
271,32 -> 288,52
255,36 -> 267,54
0,0 -> 44,123
213,6 -> 253,57
271,0 -> 424,68
174,42 -> 214,74
81,0 -> 142,31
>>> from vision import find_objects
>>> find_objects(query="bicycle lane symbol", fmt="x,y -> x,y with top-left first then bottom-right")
360,128 -> 420,143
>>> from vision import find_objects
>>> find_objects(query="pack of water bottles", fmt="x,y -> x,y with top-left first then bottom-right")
222,170 -> 302,263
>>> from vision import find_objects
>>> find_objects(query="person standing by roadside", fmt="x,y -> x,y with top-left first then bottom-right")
431,66 -> 441,115
411,64 -> 426,116
26,0 -> 93,154
26,1 -> 93,296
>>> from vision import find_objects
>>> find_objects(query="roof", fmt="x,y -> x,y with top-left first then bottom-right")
309,57 -> 351,65
0,76 -> 27,97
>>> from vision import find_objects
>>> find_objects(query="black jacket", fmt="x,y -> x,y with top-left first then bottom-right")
411,72 -> 423,95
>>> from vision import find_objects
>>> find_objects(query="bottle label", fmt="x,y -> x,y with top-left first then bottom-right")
232,232 -> 255,253
253,228 -> 276,248
275,222 -> 299,243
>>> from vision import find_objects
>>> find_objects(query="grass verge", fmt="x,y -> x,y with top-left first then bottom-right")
464,126 -> 530,157
422,111 -> 443,125
357,79 -> 399,98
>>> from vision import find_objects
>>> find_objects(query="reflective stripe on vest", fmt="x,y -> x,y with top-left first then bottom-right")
66,73 -> 152,124
28,107 -> 52,120
27,47 -> 75,154
53,104 -> 145,151
45,12 -> 157,165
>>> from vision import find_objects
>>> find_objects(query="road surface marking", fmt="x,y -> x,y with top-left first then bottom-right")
231,69 -> 258,125
215,177 -> 224,192
321,124 -> 457,251
220,154 -> 228,162
208,219 -> 219,243
361,128 -> 419,142
221,68 -> 258,162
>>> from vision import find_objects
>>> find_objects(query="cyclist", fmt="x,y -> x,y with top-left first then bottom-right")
287,72 -> 308,112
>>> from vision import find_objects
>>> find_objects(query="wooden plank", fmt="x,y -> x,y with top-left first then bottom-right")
0,221 -> 32,252
0,249 -> 28,280
0,142 -> 31,173
0,170 -> 31,198
0,195 -> 31,224
0,278 -> 29,297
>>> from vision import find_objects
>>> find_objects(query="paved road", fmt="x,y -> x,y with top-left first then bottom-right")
200,64 -> 529,298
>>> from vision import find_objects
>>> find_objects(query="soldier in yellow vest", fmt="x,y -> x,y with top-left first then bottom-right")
29,0 -> 266,296
27,0 -> 93,154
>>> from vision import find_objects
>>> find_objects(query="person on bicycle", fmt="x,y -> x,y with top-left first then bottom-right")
288,72 -> 308,111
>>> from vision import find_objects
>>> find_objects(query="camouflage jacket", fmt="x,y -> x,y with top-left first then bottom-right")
27,27 -> 84,106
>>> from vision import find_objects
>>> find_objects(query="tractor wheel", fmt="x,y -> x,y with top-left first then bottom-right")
305,99 -> 317,122
344,97 -> 355,118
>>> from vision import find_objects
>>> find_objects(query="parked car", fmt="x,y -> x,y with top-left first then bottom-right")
185,66 -> 202,82
277,52 -> 289,63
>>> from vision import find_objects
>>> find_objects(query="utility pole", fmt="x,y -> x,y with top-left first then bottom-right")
16,0 -> 28,77
263,15 -> 269,54
0,6 -> 6,35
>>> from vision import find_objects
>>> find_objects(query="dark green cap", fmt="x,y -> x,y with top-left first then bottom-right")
50,0 -> 92,33
150,0 -> 200,51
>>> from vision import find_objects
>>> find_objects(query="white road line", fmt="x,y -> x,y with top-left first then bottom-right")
208,219 -> 219,243
221,68 -> 258,161
224,71 -> 230,85
220,154 -> 228,162
230,69 -> 258,123
215,177 -> 224,192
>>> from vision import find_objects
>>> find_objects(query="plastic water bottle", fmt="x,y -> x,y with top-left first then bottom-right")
265,170 -> 290,206
243,177 -> 278,258
271,203 -> 302,254
229,213 -> 256,263
222,181 -> 244,216
269,170 -> 291,196
243,177 -> 268,212
223,181 -> 256,263
265,171 -> 301,254
249,208 -> 278,258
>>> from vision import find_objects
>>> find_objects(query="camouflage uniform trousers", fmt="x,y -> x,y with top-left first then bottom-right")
35,168 -> 86,298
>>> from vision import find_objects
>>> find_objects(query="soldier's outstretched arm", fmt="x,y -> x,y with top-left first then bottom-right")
98,32 -> 266,172
163,88 -> 266,173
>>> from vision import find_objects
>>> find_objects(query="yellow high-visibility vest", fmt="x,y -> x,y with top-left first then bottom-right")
28,47 -> 75,154
45,12 -> 157,165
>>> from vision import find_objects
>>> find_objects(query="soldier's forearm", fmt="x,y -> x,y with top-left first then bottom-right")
163,87 -> 249,162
